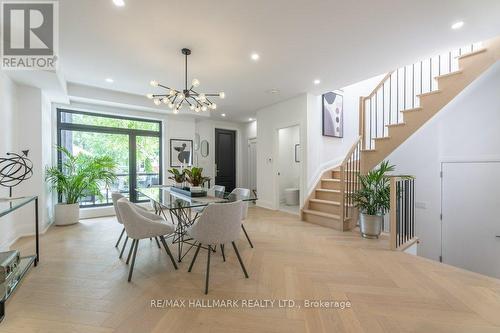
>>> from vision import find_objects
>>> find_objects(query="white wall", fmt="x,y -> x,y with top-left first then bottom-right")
278,126 -> 300,203
387,61 -> 500,261
0,71 -> 18,248
306,75 -> 384,191
240,120 -> 257,189
0,75 -> 54,250
256,94 -> 308,209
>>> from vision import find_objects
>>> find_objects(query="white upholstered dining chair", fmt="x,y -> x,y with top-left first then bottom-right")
116,198 -> 178,282
187,200 -> 249,294
112,193 -> 162,259
230,188 -> 254,248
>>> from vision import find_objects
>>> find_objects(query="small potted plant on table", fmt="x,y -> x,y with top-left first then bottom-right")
351,161 -> 394,239
185,167 -> 210,194
168,168 -> 186,187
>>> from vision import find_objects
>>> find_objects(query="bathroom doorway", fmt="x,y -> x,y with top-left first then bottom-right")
277,125 -> 300,215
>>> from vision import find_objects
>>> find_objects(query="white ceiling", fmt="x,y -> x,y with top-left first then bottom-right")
58,0 -> 500,121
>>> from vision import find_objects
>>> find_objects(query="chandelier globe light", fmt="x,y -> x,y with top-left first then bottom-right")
147,48 -> 225,113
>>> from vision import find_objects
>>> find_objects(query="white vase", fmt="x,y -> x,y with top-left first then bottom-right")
54,203 -> 80,226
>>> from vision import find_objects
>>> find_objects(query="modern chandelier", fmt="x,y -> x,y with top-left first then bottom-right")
146,48 -> 225,113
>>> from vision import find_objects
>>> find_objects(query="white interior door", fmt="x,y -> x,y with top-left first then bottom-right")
248,138 -> 257,193
442,161 -> 500,278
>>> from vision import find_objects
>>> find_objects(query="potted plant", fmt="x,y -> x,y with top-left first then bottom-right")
167,168 -> 186,187
185,167 -> 211,192
351,161 -> 394,239
46,147 -> 117,226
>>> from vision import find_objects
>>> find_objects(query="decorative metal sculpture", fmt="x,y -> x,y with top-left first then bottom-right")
0,150 -> 33,197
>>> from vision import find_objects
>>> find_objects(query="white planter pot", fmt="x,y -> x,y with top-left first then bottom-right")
54,203 -> 80,226
359,213 -> 383,239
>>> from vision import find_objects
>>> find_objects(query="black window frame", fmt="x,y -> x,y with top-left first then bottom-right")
56,108 -> 163,208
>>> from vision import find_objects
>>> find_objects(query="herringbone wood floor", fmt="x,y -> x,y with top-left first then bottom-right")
2,207 -> 500,333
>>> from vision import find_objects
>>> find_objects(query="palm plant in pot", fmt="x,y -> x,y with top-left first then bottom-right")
351,161 -> 394,239
46,147 -> 117,226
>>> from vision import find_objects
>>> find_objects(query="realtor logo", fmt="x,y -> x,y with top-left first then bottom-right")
1,1 -> 58,70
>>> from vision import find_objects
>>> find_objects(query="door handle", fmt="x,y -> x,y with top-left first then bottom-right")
496,236 -> 500,238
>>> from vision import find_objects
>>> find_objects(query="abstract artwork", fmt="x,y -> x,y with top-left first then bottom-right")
322,92 -> 343,137
170,139 -> 193,167
0,150 -> 33,197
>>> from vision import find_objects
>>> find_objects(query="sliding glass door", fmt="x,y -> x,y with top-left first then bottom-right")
57,109 -> 162,207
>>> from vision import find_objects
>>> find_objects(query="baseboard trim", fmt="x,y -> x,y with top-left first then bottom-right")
256,200 -> 274,210
3,218 -> 54,250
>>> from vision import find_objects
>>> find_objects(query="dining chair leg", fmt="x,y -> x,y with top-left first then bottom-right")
232,241 -> 249,278
188,243 -> 202,272
126,239 -> 136,264
115,228 -> 125,248
159,236 -> 178,270
119,237 -> 129,259
220,244 -> 226,262
128,239 -> 139,282
154,237 -> 161,249
241,224 -> 254,248
205,245 -> 211,294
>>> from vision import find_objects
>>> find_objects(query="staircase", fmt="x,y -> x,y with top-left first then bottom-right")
303,35 -> 500,231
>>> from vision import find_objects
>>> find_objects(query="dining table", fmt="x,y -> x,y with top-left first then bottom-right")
136,186 -> 257,263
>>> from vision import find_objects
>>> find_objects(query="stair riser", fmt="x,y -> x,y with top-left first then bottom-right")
309,202 -> 340,215
303,212 -> 343,230
316,191 -> 341,202
321,181 -> 341,190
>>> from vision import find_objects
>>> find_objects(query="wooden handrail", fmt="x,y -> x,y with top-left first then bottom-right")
341,136 -> 362,167
365,71 -> 394,99
358,96 -> 365,142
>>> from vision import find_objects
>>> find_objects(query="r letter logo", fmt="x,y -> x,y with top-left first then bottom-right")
1,1 -> 58,70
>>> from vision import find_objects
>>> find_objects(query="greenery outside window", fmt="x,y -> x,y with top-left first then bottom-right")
57,109 -> 162,207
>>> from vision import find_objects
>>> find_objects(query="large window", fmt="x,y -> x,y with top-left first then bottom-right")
57,109 -> 162,207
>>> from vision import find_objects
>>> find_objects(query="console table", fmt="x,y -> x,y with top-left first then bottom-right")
0,196 -> 39,322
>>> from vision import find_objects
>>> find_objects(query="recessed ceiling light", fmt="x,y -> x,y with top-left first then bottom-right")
221,113 -> 226,117
249,117 -> 254,121
451,21 -> 464,30
267,88 -> 280,94
313,79 -> 321,85
113,0 -> 125,7
250,53 -> 260,61
105,78 -> 114,83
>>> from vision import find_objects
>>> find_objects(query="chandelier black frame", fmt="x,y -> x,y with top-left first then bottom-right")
147,48 -> 225,113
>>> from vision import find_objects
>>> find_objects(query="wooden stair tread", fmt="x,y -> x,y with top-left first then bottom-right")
374,136 -> 391,140
302,209 -> 340,219
457,48 -> 487,60
316,189 -> 340,193
435,70 -> 462,80
401,107 -> 423,113
386,122 -> 406,127
417,89 -> 442,98
309,198 -> 340,206
322,178 -> 357,183
361,149 -> 377,153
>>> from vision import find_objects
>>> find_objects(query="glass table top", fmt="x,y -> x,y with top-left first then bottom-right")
137,187 -> 257,210
0,196 -> 37,218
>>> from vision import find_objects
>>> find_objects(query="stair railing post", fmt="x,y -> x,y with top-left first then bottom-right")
359,96 -> 365,150
389,177 -> 397,250
340,164 -> 346,230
